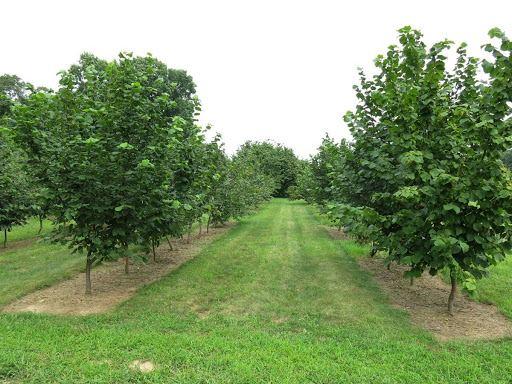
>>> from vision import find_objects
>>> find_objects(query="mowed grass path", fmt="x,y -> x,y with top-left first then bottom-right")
1,199 -> 512,383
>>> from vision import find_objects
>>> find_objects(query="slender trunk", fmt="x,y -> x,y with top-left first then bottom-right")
337,221 -> 342,232
187,224 -> 192,243
3,229 -> 6,248
448,268 -> 457,315
38,215 -> 43,235
206,215 -> 211,233
152,241 -> 156,262
199,221 -> 202,235
124,256 -> 129,274
369,245 -> 377,258
85,252 -> 93,295
166,236 -> 173,251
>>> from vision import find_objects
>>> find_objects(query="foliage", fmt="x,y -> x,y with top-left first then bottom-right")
340,26 -> 512,311
502,148 -> 512,170
288,160 -> 315,201
13,52 -> 200,291
0,74 -> 32,117
11,52 -> 275,292
307,135 -> 352,206
233,141 -> 299,197
0,126 -> 32,246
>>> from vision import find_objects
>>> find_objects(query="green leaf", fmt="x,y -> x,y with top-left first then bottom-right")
459,241 -> 470,253
443,203 -> 461,214
117,142 -> 133,150
489,27 -> 504,39
84,137 -> 100,145
139,159 -> 154,168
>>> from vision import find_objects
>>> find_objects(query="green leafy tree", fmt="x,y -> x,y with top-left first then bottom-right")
0,126 -> 32,247
234,141 -> 299,197
307,135 -> 352,206
0,74 -> 33,117
286,160 -> 312,200
342,26 -> 512,313
201,134 -> 231,231
14,52 -> 199,293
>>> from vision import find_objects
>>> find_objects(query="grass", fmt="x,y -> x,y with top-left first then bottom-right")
474,257 -> 512,318
0,215 -> 211,307
0,218 -> 82,307
0,199 -> 512,383
314,206 -> 512,318
2,217 -> 52,244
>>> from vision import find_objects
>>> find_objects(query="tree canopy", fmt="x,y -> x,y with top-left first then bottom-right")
233,141 -> 300,197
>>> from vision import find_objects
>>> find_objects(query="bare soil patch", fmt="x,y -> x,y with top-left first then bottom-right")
359,257 -> 512,341
325,227 -> 349,240
2,225 -> 232,316
0,238 -> 38,254
129,360 -> 155,373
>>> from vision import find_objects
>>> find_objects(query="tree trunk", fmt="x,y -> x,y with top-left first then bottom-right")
337,222 -> 342,232
206,215 -> 211,233
85,253 -> 93,295
3,229 -> 6,248
199,221 -> 202,235
166,236 -> 173,251
152,241 -> 156,262
124,256 -> 129,274
38,215 -> 43,235
187,224 -> 192,243
448,268 -> 457,315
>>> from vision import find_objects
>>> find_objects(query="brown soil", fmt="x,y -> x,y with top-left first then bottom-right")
359,257 -> 512,341
325,227 -> 349,240
0,238 -> 38,253
2,225 -> 232,316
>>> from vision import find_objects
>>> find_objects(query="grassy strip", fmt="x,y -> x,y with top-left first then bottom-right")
0,199 -> 511,383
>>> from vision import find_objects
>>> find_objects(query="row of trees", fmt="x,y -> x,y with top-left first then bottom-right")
296,27 -> 512,314
0,53 -> 275,293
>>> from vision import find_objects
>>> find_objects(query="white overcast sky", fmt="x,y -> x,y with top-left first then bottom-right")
2,0 -> 511,158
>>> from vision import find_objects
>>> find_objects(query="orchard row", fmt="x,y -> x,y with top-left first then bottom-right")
0,53 -> 300,293
292,27 -> 512,313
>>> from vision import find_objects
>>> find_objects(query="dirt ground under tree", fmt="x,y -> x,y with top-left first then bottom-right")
359,256 -> 512,341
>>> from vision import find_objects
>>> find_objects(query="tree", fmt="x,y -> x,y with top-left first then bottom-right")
233,141 -> 299,197
0,126 -> 32,247
14,52 -> 200,293
342,27 -> 512,314
0,74 -> 32,118
307,135 -> 352,206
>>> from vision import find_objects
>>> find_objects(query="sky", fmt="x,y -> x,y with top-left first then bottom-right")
2,0 -> 511,158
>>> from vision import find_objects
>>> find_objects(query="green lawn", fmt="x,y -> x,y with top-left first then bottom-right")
1,199 -> 512,383
0,218 -> 83,306
2,217 -> 52,244
475,257 -> 512,319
